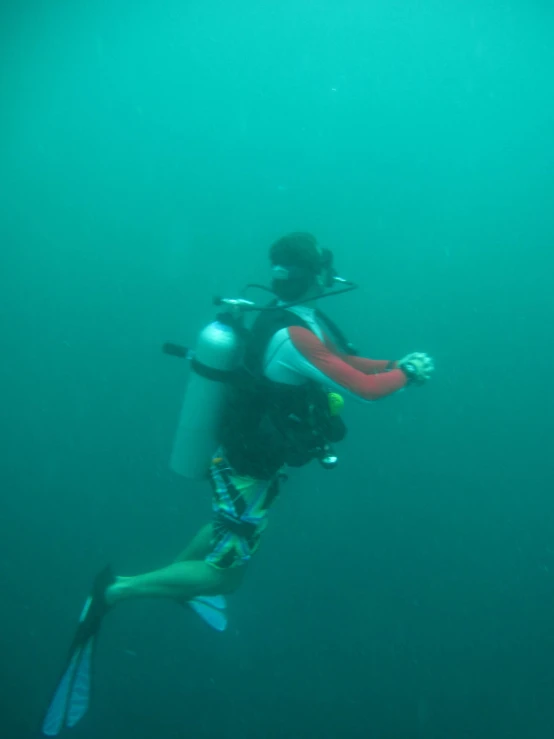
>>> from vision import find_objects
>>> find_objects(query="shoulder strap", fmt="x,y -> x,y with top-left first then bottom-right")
244,307 -> 311,377
314,308 -> 358,356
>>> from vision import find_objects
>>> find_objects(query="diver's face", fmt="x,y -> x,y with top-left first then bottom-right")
314,260 -> 337,293
317,248 -> 335,289
323,264 -> 336,289
311,279 -> 325,298
307,272 -> 328,300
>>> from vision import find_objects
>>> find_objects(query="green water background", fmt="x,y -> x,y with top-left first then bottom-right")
1,2 -> 553,737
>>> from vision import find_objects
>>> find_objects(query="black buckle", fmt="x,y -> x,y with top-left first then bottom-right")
216,513 -> 258,540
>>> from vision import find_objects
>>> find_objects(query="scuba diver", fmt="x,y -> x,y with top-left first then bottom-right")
41,232 -> 435,736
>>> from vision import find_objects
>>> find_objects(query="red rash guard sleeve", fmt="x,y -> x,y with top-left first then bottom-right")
288,326 -> 407,401
340,356 -> 396,374
320,333 -> 397,374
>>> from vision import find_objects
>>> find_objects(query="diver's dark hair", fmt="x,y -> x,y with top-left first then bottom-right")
269,232 -> 320,301
270,232 -> 320,272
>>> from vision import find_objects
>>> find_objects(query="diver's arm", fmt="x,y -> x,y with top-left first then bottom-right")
268,327 -> 408,401
321,333 -> 398,374
338,356 -> 397,374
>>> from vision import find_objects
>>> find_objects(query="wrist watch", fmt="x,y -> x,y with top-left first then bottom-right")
400,362 -> 419,383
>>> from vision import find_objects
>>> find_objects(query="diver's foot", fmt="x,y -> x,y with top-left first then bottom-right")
104,575 -> 131,607
74,565 -> 115,643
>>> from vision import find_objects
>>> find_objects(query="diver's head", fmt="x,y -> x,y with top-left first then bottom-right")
269,232 -> 335,303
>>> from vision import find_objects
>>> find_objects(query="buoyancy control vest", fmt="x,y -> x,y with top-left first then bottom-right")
219,308 -> 348,479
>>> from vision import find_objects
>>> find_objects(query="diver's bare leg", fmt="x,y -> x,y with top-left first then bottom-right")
105,559 -> 244,606
174,523 -> 214,563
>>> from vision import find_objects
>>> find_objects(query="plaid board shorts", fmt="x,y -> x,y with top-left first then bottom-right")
205,454 -> 281,569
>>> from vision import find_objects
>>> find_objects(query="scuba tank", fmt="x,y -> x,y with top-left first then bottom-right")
168,316 -> 243,480
164,270 -> 358,480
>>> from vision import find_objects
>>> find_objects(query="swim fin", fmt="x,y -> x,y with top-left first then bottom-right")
41,566 -> 115,737
188,595 -> 228,632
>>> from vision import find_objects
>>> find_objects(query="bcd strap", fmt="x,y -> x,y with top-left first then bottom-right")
191,358 -> 237,383
215,512 -> 258,540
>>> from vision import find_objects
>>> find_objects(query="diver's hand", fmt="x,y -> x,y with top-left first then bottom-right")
398,352 -> 435,384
